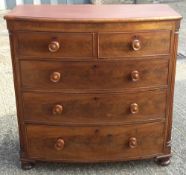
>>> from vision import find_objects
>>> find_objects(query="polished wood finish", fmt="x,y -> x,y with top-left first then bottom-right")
20,59 -> 168,91
17,32 -> 94,58
54,138 -> 65,151
130,103 -> 139,115
48,41 -> 60,53
52,104 -> 63,115
155,155 -> 171,166
4,5 -> 181,169
132,39 -> 141,51
23,90 -> 166,125
4,5 -> 181,22
131,70 -> 140,82
26,122 -> 164,161
98,31 -> 171,58
128,137 -> 138,149
50,72 -> 61,83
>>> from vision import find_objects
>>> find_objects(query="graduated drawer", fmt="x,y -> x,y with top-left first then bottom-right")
20,59 -> 168,90
23,90 -> 166,124
98,30 -> 171,58
26,122 -> 164,161
17,32 -> 94,58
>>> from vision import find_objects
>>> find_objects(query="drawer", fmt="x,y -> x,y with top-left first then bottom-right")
20,59 -> 168,90
26,122 -> 164,161
17,32 -> 94,58
98,31 -> 171,58
23,90 -> 166,124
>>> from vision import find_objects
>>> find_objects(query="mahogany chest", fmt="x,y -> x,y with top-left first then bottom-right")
4,4 -> 182,169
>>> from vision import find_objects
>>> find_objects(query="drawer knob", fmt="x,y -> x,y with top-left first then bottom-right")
132,39 -> 141,51
131,70 -> 139,82
50,72 -> 61,83
48,41 -> 60,52
53,104 -> 63,115
130,103 -> 139,114
129,137 -> 137,148
54,138 -> 65,151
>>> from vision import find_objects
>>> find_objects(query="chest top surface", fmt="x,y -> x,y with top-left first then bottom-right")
4,4 -> 182,22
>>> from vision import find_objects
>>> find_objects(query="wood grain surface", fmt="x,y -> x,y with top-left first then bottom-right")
4,5 -> 182,22
20,59 -> 169,90
26,122 -> 164,161
4,4 -> 182,168
17,32 -> 94,58
23,90 -> 166,125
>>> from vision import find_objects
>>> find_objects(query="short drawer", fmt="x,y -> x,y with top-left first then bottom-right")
26,122 -> 164,161
17,32 -> 94,58
98,30 -> 171,58
23,90 -> 166,124
20,59 -> 168,90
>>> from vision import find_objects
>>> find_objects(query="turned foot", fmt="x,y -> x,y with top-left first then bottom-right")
21,161 -> 35,170
155,156 -> 171,166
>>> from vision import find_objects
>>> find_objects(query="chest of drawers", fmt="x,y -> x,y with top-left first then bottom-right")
4,4 -> 182,170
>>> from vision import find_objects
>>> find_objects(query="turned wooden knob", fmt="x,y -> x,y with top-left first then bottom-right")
132,39 -> 141,51
131,70 -> 139,82
50,72 -> 61,83
48,41 -> 60,52
130,103 -> 139,114
54,138 -> 65,151
129,137 -> 137,148
53,104 -> 63,115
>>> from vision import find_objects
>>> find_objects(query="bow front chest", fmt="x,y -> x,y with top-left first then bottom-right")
4,4 -> 182,169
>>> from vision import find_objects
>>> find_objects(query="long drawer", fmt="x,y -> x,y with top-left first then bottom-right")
20,59 -> 168,91
23,90 -> 166,124
98,30 -> 171,58
17,32 -> 94,58
26,122 -> 164,161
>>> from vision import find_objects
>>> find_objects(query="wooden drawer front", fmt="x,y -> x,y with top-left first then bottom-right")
17,32 -> 94,58
98,31 -> 171,58
26,122 -> 164,161
23,90 -> 166,124
20,59 -> 168,90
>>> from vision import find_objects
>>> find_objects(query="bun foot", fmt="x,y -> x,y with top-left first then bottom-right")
21,161 -> 35,170
155,156 -> 171,166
